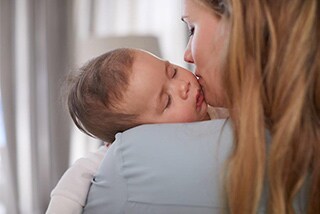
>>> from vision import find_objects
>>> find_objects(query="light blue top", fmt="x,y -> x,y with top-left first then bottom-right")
84,119 -> 307,213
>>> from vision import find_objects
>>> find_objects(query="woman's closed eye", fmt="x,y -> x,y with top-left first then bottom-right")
181,18 -> 194,37
188,27 -> 194,37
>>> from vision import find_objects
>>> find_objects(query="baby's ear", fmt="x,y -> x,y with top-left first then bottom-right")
207,106 -> 229,119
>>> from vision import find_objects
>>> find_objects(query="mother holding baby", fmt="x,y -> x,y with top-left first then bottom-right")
49,0 -> 320,213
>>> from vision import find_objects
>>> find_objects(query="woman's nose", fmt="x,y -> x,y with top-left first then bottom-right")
184,42 -> 194,63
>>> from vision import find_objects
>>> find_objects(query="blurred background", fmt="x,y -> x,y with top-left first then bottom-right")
0,0 -> 188,213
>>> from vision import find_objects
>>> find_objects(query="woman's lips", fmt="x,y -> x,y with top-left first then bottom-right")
195,74 -> 204,91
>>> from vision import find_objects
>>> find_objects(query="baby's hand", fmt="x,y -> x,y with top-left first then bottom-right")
208,106 -> 229,119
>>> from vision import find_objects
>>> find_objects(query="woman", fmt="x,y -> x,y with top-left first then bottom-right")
184,0 -> 320,213
48,0 -> 320,213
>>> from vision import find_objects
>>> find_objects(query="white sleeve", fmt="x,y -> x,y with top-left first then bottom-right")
46,145 -> 108,214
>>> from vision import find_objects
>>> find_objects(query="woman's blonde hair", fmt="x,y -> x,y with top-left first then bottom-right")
201,0 -> 320,213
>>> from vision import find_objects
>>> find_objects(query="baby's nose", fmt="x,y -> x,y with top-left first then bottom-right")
176,80 -> 190,100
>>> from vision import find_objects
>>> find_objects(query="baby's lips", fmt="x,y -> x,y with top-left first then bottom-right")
196,89 -> 205,107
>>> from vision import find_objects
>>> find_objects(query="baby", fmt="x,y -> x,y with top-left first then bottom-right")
46,48 -> 225,213
67,48 -> 213,143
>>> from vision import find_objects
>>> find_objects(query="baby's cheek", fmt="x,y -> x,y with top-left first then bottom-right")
174,110 -> 199,123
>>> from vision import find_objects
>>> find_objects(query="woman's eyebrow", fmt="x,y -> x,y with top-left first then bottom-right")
181,16 -> 189,22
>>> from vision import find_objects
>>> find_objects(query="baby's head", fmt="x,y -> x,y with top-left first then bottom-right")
67,48 -> 138,143
67,48 -> 209,143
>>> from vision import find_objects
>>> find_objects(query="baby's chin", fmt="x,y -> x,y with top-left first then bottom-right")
195,109 -> 210,122
199,102 -> 210,121
200,112 -> 211,121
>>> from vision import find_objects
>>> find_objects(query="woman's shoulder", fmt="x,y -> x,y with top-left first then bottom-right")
85,120 -> 234,213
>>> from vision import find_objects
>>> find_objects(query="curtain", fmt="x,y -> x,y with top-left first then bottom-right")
0,1 -> 18,213
0,0 -> 73,213
91,0 -> 187,65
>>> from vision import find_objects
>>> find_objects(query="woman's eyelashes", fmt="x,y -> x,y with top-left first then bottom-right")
182,19 -> 194,37
188,27 -> 195,37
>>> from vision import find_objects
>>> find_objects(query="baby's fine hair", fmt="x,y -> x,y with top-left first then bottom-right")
67,48 -> 140,143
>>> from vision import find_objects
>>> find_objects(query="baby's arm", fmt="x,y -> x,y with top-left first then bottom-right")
46,145 -> 108,214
